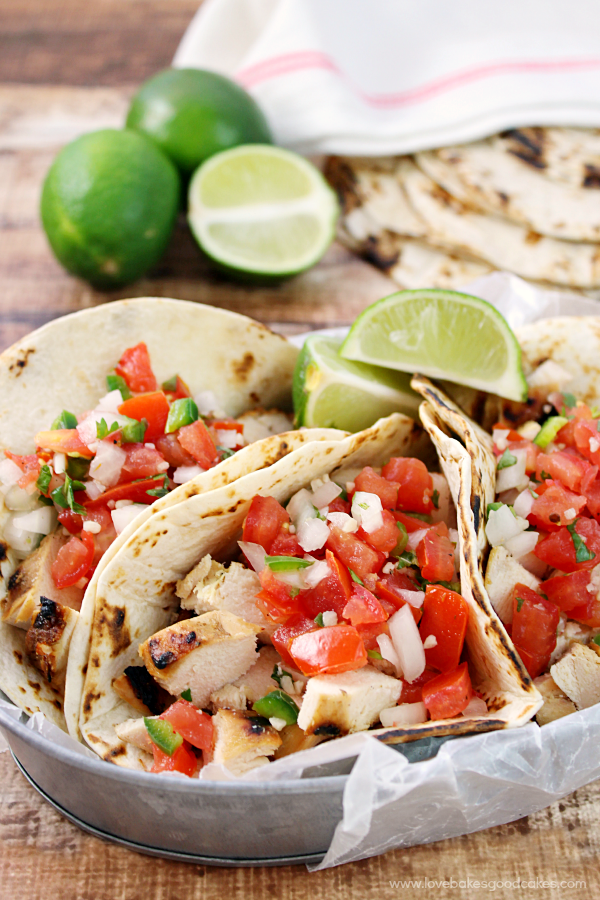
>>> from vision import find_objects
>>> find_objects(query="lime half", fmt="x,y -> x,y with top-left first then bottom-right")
340,289 -> 527,402
188,145 -> 338,278
293,335 -> 420,431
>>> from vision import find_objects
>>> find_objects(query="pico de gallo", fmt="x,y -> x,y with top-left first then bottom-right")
0,342 -> 252,600
485,390 -> 600,721
125,457 -> 488,778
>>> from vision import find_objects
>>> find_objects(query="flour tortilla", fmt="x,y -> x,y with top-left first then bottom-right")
416,127 -> 600,243
76,407 -> 539,769
0,298 -> 308,728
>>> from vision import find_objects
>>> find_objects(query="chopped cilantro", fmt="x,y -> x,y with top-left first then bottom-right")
540,470 -> 551,481
563,392 -> 576,409
528,488 -> 539,499
516,596 -> 525,613
487,502 -> 504,516
396,551 -> 417,569
180,688 -> 192,701
217,445 -> 235,459
437,580 -> 461,593
271,664 -> 294,688
593,635 -> 600,648
407,512 -> 432,522
162,375 -> 179,392
391,521 -> 408,557
66,456 -> 90,481
96,418 -> 120,440
497,448 -> 517,470
51,473 -> 86,514
349,568 -> 364,585
431,489 -> 440,509
314,612 -> 324,626
36,464 -> 52,496
337,486 -> 348,501
566,520 -> 595,563
146,475 -> 170,498
51,409 -> 77,430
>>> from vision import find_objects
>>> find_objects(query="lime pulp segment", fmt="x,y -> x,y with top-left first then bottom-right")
340,289 -> 527,402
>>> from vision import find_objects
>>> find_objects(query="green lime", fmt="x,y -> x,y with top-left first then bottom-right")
293,335 -> 420,431
340,289 -> 527,402
126,68 -> 273,176
188,145 -> 338,279
40,129 -> 180,289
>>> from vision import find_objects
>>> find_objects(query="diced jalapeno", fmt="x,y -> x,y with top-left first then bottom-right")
66,456 -> 90,481
144,717 -> 183,755
51,409 -> 78,430
106,373 -> 132,400
252,690 -> 299,725
533,416 -> 569,450
120,417 -> 148,444
162,375 -> 178,392
165,398 -> 199,433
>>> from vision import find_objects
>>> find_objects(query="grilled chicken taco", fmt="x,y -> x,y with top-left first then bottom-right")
70,408 -> 540,775
425,317 -> 600,728
0,297 -> 327,729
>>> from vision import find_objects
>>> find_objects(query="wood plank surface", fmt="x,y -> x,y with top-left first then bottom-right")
1,2 -> 600,898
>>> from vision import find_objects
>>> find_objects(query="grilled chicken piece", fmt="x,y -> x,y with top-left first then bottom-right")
211,708 -> 281,775
297,667 -> 402,736
533,673 -> 577,726
233,645 -> 305,703
24,596 -> 78,689
139,611 -> 260,708
550,617 -> 595,666
114,717 -> 155,755
236,409 -> 294,444
484,546 -> 541,625
551,643 -> 600,710
273,724 -> 326,759
210,683 -> 247,711
176,556 -> 271,632
2,532 -> 83,629
112,665 -> 172,716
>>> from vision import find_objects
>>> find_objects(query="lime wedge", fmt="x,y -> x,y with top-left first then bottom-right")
340,289 -> 527,402
293,335 -> 420,431
188,145 -> 338,278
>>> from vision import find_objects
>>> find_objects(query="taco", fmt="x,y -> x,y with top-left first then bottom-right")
421,317 -> 600,728
71,408 -> 541,775
0,297 -> 334,730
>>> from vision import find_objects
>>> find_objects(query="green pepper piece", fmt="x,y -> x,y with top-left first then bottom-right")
51,409 -> 78,430
391,521 -> 408,557
165,398 -> 199,433
106,373 -> 132,400
162,375 -> 178,392
533,416 -> 569,450
120,417 -> 148,444
497,448 -> 517,470
66,456 -> 91,481
144,717 -> 183,755
252,690 -> 299,725
265,555 -> 312,572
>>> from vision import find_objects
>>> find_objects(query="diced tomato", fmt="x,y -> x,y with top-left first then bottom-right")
150,741 -> 197,777
5,451 -> 41,488
342,583 -> 387,626
569,599 -> 600,628
210,418 -> 244,435
290,624 -> 368,676
301,551 -> 352,618
528,481 -> 586,530
115,342 -> 157,393
177,419 -> 219,469
57,508 -> 84,534
375,570 -> 422,623
118,391 -> 170,442
399,667 -> 438,703
507,439 -> 539,474
328,496 -> 351,515
382,457 -> 434,514
155,433 -> 196,468
91,518 -> 117,568
242,495 -> 289,553
160,699 -> 213,752
534,517 -> 600,572
163,376 -> 191,402
356,621 -> 390,650
416,522 -> 455,582
354,467 -> 399,509
392,510 -> 433,533
492,424 -> 522,446
268,526 -> 302,557
51,530 -> 95,589
535,449 -> 590,493
255,568 -> 300,622
541,569 -> 592,612
35,429 -> 93,458
272,614 -> 316,668
359,509 -> 401,553
84,475 -> 168,508
573,419 -> 600,467
511,584 -> 560,679
120,444 -> 168,482
419,585 -> 468,673
326,527 -> 385,581
422,661 -> 473,719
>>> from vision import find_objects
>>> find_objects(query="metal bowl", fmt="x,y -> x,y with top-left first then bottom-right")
0,706 -> 347,866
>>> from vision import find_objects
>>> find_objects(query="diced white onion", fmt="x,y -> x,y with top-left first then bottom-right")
216,429 -> 239,450
76,410 -> 128,447
485,505 -> 528,548
382,561 -> 396,575
407,527 -> 430,550
376,634 -> 401,675
83,520 -> 101,534
0,457 -> 24,488
513,489 -> 534,519
388,605 -> 426,683
268,717 -> 287,732
517,421 -> 542,442
423,635 -> 437,649
3,515 -> 40,553
351,491 -> 383,533
53,452 -> 67,475
110,503 -> 147,535
96,389 -> 124,414
322,611 -> 338,627
326,511 -> 358,533
173,465 -> 205,484
114,499 -> 133,508
503,530 -> 539,559
286,488 -> 316,527
194,390 -> 226,418
380,702 -> 427,727
461,697 -> 488,718
3,484 -> 40,512
492,428 -> 510,451
311,480 -> 342,510
89,440 -> 126,487
303,557 -> 331,588
12,505 -> 57,535
395,589 -> 425,609
273,568 -> 306,589
238,541 -> 266,573
298,517 -> 329,552
496,448 -> 528,493
84,480 -> 105,501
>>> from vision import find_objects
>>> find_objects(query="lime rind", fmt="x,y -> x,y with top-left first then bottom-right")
340,289 -> 527,402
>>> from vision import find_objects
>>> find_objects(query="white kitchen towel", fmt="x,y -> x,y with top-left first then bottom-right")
174,0 -> 600,156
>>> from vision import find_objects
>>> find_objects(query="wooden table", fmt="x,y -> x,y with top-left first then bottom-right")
1,3 -> 599,897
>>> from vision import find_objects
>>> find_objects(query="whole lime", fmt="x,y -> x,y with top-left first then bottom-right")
40,128 -> 180,289
125,68 -> 273,176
